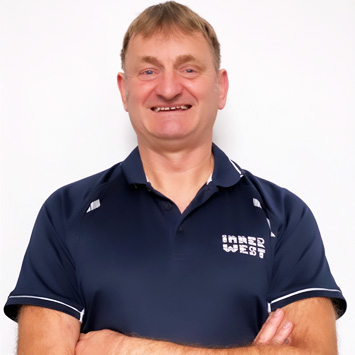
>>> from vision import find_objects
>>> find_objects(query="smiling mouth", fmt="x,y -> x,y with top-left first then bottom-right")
151,105 -> 192,113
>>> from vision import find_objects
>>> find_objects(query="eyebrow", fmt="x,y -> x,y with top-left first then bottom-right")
140,56 -> 162,67
174,54 -> 203,68
140,55 -> 205,69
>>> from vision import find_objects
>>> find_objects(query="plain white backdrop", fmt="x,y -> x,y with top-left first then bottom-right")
1,0 -> 354,353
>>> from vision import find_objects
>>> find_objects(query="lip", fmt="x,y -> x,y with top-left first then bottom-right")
151,105 -> 192,113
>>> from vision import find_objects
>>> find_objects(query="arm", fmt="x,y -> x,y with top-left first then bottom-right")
75,310 -> 291,355
17,305 -> 81,355
76,297 -> 337,355
16,303 -> 289,355
254,297 -> 338,354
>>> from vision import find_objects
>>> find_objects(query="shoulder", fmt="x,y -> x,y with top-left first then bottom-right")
240,169 -> 317,238
40,162 -> 123,226
241,170 -> 307,210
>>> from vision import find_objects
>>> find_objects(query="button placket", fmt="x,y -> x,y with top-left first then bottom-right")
164,202 -> 173,211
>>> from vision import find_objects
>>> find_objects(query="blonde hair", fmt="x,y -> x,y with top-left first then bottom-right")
121,1 -> 221,71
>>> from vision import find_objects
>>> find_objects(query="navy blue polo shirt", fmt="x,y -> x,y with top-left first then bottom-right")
5,144 -> 346,347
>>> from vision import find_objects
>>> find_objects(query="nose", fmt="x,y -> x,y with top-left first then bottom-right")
155,71 -> 183,102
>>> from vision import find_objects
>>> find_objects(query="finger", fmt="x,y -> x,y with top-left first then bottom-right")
254,309 -> 285,344
271,321 -> 293,345
79,332 -> 90,341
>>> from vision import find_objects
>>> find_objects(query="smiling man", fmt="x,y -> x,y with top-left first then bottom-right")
116,29 -> 228,213
4,2 -> 346,354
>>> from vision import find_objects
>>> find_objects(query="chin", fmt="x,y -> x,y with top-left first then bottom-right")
150,124 -> 194,139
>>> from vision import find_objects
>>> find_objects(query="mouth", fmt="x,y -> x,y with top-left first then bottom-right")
151,105 -> 192,113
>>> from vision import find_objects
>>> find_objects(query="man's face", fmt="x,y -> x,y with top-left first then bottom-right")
117,31 -> 228,149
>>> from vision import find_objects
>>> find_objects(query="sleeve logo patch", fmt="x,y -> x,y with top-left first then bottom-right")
222,235 -> 266,259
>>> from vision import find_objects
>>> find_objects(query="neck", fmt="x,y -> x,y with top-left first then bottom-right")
138,141 -> 214,213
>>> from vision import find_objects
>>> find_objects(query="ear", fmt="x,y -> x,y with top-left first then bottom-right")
117,72 -> 128,112
217,69 -> 229,110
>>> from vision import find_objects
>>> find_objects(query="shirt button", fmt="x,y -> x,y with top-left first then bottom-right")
164,202 -> 172,211
177,225 -> 183,232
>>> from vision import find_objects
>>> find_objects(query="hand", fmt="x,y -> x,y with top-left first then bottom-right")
253,309 -> 293,345
75,329 -> 125,355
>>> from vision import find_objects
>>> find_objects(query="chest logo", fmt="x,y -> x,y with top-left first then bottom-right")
222,235 -> 266,259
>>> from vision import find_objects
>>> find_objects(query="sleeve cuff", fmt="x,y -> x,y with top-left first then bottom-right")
4,295 -> 85,323
268,288 -> 346,318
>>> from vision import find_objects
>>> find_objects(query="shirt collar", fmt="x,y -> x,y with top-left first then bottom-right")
121,143 -> 243,188
121,147 -> 148,186
210,143 -> 243,187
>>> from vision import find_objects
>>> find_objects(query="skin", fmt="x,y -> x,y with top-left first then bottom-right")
17,298 -> 337,354
17,304 -> 291,354
117,31 -> 228,153
16,31 -> 339,354
17,306 -> 80,355
117,31 -> 228,212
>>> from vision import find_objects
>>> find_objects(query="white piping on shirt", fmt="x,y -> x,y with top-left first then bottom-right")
228,158 -> 243,176
206,173 -> 213,185
9,295 -> 85,322
268,288 -> 341,311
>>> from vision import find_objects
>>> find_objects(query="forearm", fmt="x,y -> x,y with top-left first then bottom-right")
76,298 -> 337,355
18,306 -> 80,355
102,334 -> 311,355
76,308 -> 294,355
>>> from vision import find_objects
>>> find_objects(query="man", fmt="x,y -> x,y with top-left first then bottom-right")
4,1 -> 346,354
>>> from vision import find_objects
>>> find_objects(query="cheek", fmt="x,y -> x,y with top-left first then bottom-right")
187,80 -> 219,101
127,83 -> 154,106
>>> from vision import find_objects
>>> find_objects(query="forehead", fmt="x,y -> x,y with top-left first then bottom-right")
125,31 -> 215,67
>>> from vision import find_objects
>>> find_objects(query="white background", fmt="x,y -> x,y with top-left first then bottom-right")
1,0 -> 354,353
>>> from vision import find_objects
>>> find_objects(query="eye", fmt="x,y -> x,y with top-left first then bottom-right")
180,66 -> 199,78
138,68 -> 159,81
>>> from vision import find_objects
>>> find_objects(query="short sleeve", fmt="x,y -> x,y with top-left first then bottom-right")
267,194 -> 346,317
4,189 -> 85,322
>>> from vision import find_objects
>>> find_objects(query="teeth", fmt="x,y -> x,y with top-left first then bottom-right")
153,105 -> 190,112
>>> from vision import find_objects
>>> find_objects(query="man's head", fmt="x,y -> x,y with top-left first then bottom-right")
120,1 -> 221,71
117,2 -> 228,150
